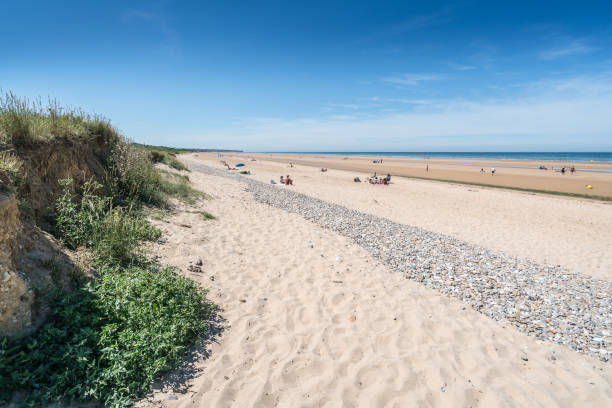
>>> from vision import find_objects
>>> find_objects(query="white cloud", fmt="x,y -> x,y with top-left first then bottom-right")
539,39 -> 597,60
210,75 -> 612,151
448,62 -> 476,71
382,73 -> 447,86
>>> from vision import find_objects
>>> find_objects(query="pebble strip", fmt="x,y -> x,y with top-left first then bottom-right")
190,162 -> 612,362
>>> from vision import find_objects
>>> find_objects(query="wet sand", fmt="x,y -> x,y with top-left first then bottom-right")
223,153 -> 612,198
187,153 -> 612,279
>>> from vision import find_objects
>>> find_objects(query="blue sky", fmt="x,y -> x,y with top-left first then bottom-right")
2,1 -> 612,151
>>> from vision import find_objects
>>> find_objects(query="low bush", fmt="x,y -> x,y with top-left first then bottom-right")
0,151 -> 22,191
0,92 -> 212,407
146,148 -> 189,171
105,141 -> 165,206
159,171 -> 206,205
0,266 -> 213,407
55,179 -> 160,265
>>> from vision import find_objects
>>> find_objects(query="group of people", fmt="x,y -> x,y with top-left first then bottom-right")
366,172 -> 391,185
538,165 -> 575,174
279,175 -> 293,185
561,166 -> 576,174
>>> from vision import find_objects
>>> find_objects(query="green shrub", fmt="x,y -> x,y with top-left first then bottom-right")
55,178 -> 161,265
0,266 -> 213,407
0,151 -> 22,190
163,155 -> 189,171
105,141 -> 165,206
147,148 -> 189,171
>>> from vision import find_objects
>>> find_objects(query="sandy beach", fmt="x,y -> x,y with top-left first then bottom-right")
138,157 -> 611,407
242,153 -> 612,198
186,153 -> 612,280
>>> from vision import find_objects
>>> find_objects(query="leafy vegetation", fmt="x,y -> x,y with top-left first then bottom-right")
0,151 -> 22,191
55,179 -> 161,265
0,94 -> 214,407
135,143 -> 190,171
0,266 -> 212,407
187,209 -> 216,220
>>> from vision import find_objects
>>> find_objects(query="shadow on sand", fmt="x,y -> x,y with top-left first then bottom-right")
145,308 -> 228,398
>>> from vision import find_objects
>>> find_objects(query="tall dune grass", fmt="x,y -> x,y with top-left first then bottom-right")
0,92 -> 119,147
0,93 -> 212,407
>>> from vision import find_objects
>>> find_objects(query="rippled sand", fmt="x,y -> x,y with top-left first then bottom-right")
138,161 -> 611,407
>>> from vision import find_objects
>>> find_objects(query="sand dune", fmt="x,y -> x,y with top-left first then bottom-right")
139,164 -> 611,407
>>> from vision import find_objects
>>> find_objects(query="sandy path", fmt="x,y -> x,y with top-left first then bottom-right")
187,154 -> 612,280
139,167 -> 611,407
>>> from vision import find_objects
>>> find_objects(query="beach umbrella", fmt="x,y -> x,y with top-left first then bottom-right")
236,163 -> 245,167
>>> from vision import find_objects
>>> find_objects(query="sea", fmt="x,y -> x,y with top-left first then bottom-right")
265,152 -> 612,162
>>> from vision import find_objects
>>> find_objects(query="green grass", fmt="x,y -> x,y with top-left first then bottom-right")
133,143 -> 190,155
0,93 -> 214,407
0,151 -> 22,191
186,209 -> 216,220
134,143 -> 190,172
0,266 -> 213,407
159,170 -> 207,205
0,92 -> 119,147
55,179 -> 161,266
397,175 -> 612,202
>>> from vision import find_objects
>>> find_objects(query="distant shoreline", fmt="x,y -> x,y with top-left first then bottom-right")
254,151 -> 612,163
210,152 -> 612,198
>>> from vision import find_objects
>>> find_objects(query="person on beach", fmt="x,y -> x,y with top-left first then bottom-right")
285,175 -> 293,185
491,168 -> 496,175
386,173 -> 391,182
571,166 -> 575,174
561,167 -> 566,174
480,168 -> 484,173
280,175 -> 285,184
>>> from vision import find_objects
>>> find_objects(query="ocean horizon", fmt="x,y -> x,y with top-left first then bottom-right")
258,152 -> 612,162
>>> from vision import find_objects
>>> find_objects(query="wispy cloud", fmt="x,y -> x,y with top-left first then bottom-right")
370,97 -> 436,105
352,8 -> 455,46
382,73 -> 447,86
448,62 -> 476,71
214,75 -> 612,151
539,39 -> 597,60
